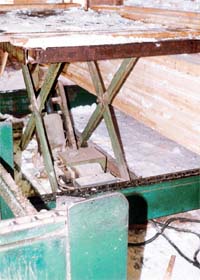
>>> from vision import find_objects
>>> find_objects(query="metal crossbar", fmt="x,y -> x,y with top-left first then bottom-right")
79,58 -> 138,144
79,58 -> 139,180
21,65 -> 58,193
20,63 -> 63,150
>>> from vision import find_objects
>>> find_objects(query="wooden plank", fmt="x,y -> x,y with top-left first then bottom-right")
93,5 -> 200,29
0,51 -> 8,75
92,4 -> 200,18
163,255 -> 176,280
14,0 -> 61,3
120,10 -> 200,30
61,55 -> 200,155
123,5 -> 200,18
122,5 -> 199,17
90,0 -> 123,6
13,0 -> 123,6
0,3 -> 80,11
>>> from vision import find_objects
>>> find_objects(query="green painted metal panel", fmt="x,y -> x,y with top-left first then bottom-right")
67,86 -> 97,109
0,194 -> 128,280
0,197 -> 14,220
121,175 -> 200,223
0,238 -> 66,280
0,222 -> 64,245
46,200 -> 56,210
0,122 -> 14,219
0,122 -> 13,171
0,214 -> 67,280
69,193 -> 128,280
0,90 -> 30,115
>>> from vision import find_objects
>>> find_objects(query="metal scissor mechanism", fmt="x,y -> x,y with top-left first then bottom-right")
20,58 -> 138,194
84,59 -> 139,180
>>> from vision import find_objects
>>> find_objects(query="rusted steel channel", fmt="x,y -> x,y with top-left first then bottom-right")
1,40 -> 200,64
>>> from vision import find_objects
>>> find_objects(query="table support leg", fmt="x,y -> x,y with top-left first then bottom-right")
20,63 -> 63,150
21,65 -> 58,193
79,58 -> 138,146
79,58 -> 139,179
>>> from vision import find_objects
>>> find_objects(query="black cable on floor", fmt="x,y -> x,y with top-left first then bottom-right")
153,220 -> 200,236
128,217 -> 200,269
152,220 -> 200,269
128,217 -> 196,246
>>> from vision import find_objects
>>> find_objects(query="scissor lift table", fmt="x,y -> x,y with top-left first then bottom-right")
0,4 -> 200,279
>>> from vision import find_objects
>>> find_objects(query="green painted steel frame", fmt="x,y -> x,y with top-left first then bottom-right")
41,174 -> 200,224
0,193 -> 128,280
121,175 -> 200,223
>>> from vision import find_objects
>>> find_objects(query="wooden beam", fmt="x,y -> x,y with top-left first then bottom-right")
0,3 -> 80,11
0,51 -> 8,76
120,10 -> 200,30
14,0 -> 59,3
92,5 -> 200,29
90,0 -> 123,6
62,55 -> 200,155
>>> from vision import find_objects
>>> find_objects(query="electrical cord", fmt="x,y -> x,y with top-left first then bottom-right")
153,218 -> 200,266
153,220 -> 200,236
152,219 -> 200,269
128,217 -> 189,246
128,217 -> 200,269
